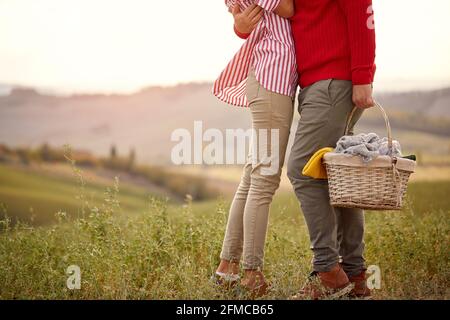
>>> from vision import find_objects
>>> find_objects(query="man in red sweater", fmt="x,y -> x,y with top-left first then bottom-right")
233,0 -> 376,299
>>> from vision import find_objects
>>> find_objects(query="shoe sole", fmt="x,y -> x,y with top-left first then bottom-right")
326,283 -> 354,300
290,283 -> 355,300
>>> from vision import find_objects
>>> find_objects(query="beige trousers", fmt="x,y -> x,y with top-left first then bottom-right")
220,71 -> 294,269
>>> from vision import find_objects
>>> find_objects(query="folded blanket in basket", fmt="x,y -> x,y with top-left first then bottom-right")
334,133 -> 402,162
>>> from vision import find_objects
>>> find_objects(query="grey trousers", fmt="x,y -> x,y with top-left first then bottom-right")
287,79 -> 366,277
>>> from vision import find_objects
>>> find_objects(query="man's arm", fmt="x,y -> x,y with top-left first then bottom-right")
337,0 -> 376,108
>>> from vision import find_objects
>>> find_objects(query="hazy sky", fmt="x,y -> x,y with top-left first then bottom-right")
0,0 -> 449,94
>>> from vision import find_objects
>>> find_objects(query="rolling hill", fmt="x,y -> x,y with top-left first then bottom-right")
1,83 -> 449,164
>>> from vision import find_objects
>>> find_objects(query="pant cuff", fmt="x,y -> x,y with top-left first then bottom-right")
242,261 -> 264,270
312,259 -> 340,273
220,253 -> 241,263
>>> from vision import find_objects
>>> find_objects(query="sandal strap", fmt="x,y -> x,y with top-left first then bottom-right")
215,271 -> 240,282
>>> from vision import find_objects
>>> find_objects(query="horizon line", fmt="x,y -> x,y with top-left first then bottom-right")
1,79 -> 450,98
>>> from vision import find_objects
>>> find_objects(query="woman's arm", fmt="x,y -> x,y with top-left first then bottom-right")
232,4 -> 263,39
274,0 -> 294,19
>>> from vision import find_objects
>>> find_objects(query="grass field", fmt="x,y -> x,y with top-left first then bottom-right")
0,163 -> 152,225
0,163 -> 449,299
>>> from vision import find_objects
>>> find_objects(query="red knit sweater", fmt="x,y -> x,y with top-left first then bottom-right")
291,0 -> 376,88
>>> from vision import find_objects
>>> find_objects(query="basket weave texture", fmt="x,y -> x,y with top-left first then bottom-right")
324,103 -> 416,210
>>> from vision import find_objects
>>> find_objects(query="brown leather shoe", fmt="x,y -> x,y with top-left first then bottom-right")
292,264 -> 353,300
241,270 -> 270,299
348,271 -> 372,299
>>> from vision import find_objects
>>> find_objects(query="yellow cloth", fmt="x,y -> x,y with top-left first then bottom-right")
302,147 -> 334,179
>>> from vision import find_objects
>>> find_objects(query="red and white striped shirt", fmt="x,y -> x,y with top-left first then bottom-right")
213,0 -> 298,107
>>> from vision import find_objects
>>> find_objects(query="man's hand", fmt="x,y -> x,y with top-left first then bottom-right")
353,84 -> 375,109
232,4 -> 263,35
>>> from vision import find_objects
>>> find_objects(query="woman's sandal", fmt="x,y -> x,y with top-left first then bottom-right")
211,271 -> 240,288
241,276 -> 270,299
211,272 -> 244,297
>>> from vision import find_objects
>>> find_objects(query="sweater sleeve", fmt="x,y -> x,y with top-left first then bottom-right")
257,0 -> 281,12
337,0 -> 376,85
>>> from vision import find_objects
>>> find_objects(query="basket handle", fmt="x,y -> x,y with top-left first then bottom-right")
345,101 -> 393,156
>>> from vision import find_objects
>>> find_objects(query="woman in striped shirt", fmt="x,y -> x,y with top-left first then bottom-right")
213,0 -> 297,296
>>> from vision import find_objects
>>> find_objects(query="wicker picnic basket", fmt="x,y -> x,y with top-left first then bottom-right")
323,102 -> 416,210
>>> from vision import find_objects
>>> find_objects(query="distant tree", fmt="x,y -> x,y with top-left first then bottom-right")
39,143 -> 51,162
110,144 -> 117,160
128,147 -> 136,171
16,148 -> 30,165
0,144 -> 9,163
